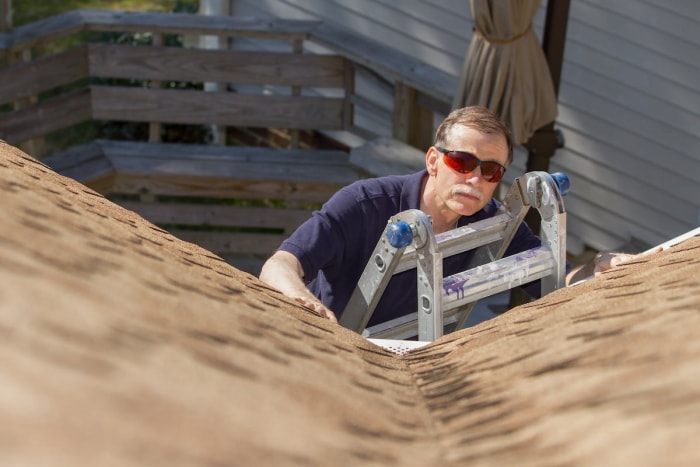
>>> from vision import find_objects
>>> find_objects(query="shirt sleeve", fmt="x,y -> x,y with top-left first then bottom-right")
278,185 -> 365,284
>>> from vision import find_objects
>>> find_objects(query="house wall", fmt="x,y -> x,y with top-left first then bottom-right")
228,0 -> 700,253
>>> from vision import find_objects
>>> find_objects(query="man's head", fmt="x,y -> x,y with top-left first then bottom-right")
434,105 -> 513,165
424,106 -> 512,221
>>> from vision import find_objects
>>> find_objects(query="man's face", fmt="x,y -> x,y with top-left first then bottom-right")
426,126 -> 509,217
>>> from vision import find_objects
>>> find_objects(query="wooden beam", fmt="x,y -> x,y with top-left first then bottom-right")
0,45 -> 88,104
8,10 -> 85,51
98,139 -> 349,163
8,10 -> 319,51
0,88 -> 92,144
90,86 -> 346,131
392,82 -> 433,150
118,201 -> 312,232
87,44 -> 346,88
167,230 -> 287,256
55,158 -> 115,187
350,137 -> 426,177
42,140 -> 107,172
79,10 -> 318,40
88,140 -> 358,202
1,0 -> 11,32
105,148 -> 355,184
110,173 -> 346,203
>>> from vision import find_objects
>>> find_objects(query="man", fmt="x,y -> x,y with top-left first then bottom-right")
259,106 -> 643,327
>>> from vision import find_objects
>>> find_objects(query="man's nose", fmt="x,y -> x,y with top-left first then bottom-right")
464,166 -> 483,183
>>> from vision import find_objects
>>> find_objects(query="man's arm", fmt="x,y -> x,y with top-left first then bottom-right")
259,250 -> 338,323
565,248 -> 662,286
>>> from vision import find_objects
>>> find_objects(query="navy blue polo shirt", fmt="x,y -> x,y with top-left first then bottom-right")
278,170 -> 542,327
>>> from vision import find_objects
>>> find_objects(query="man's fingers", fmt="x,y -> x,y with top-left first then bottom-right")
293,296 -> 338,323
595,247 -> 663,276
313,304 -> 338,323
323,309 -> 339,324
611,248 -> 662,268
609,253 -> 634,268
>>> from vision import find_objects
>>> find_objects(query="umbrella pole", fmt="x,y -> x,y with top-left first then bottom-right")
512,0 -> 570,309
523,0 -> 570,236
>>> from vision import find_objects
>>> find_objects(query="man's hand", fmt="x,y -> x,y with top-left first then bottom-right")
292,296 -> 338,323
567,247 -> 663,286
593,247 -> 663,276
259,250 -> 338,323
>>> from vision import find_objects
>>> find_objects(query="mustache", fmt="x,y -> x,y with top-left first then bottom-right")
452,185 -> 484,201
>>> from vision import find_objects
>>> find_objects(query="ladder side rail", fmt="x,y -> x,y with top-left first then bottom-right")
415,220 -> 442,341
529,171 -> 567,294
365,246 -> 556,339
540,209 -> 566,294
339,209 -> 431,333
339,240 -> 407,333
450,176 -> 532,330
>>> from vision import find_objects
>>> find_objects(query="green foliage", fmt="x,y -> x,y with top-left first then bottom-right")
12,1 -> 211,150
84,27 -> 211,145
12,0 -> 199,26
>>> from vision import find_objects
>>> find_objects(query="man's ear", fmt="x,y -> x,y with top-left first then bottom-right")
426,146 -> 439,176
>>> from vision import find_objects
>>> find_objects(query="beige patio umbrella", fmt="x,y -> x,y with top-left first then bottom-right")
452,0 -> 558,145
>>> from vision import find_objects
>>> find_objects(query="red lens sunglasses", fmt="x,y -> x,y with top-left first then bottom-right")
436,147 -> 506,183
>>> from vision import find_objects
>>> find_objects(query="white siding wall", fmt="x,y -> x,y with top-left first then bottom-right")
228,0 -> 700,252
554,0 -> 700,251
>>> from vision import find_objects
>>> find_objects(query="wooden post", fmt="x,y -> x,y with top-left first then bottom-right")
0,0 -> 11,32
2,0 -> 49,157
393,82 -> 433,151
289,39 -> 302,149
148,33 -> 163,143
199,0 -> 230,145
342,59 -> 355,134
523,0 -> 571,234
1,0 -> 12,67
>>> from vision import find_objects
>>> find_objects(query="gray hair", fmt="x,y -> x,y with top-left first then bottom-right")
434,106 -> 513,165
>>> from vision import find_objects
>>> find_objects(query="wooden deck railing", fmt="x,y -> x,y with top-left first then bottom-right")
0,9 -> 454,151
0,10 -> 450,272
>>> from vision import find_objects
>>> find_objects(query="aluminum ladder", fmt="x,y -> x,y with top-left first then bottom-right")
338,171 -> 569,342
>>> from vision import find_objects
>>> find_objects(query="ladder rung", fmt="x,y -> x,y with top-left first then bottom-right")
366,309 -> 462,340
364,246 -> 555,339
395,212 -> 512,273
441,246 -> 555,311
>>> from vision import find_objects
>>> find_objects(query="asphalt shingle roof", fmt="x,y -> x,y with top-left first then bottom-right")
2,140 -> 699,466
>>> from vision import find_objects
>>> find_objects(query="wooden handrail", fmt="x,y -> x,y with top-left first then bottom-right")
0,10 -> 455,152
2,10 -> 320,51
0,9 -> 463,267
0,9 -> 455,106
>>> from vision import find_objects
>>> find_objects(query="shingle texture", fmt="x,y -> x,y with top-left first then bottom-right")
1,140 -> 699,466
